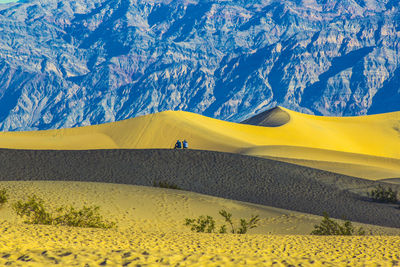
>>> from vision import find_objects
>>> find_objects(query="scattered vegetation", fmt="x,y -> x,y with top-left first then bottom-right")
311,213 -> 365,236
0,188 -> 8,205
12,195 -> 115,229
13,195 -> 52,225
153,180 -> 181,190
219,210 -> 260,234
185,215 -> 219,233
368,185 -> 398,203
54,206 -> 116,228
185,209 -> 260,234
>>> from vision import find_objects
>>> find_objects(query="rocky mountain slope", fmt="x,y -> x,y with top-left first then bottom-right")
0,0 -> 399,130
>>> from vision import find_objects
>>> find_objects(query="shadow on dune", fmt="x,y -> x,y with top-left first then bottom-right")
0,149 -> 399,228
241,106 -> 290,127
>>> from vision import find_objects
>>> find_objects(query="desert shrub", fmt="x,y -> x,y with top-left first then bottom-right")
184,216 -> 217,233
219,210 -> 260,234
185,209 -> 260,234
238,217 -> 260,234
13,195 -> 115,229
0,188 -> 8,205
153,181 -> 181,190
368,185 -> 398,203
54,206 -> 116,229
311,213 -> 365,236
12,195 -> 53,225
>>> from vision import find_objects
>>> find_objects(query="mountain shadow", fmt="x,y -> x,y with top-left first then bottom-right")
301,47 -> 375,109
369,67 -> 400,114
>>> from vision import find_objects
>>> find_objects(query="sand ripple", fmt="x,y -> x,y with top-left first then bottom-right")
0,221 -> 399,266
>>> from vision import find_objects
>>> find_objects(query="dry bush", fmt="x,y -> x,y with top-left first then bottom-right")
54,206 -> 116,229
311,213 -> 365,236
13,195 -> 52,225
13,195 -> 115,229
185,209 -> 260,234
368,185 -> 398,203
0,188 -> 8,206
185,216 -> 217,233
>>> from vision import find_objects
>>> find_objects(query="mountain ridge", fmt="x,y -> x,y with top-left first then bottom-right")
0,0 -> 399,131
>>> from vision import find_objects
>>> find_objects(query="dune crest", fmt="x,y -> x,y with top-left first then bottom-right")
240,145 -> 400,180
0,107 -> 399,179
241,106 -> 290,127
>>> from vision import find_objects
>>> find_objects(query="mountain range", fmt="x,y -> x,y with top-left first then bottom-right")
0,0 -> 399,131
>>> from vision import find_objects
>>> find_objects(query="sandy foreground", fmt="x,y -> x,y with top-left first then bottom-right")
1,224 -> 399,266
0,181 -> 399,266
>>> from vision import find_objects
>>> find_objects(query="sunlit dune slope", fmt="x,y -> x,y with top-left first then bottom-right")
0,181 -> 399,266
239,107 -> 400,179
2,148 -> 400,228
0,107 -> 399,179
2,180 -> 399,235
240,145 -> 400,180
4,180 -> 386,235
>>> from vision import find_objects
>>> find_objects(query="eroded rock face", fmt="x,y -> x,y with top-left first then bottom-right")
0,0 -> 399,131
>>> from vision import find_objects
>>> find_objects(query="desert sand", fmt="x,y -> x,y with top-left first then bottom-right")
0,106 -> 399,179
0,107 -> 399,265
0,148 -> 400,228
1,221 -> 399,266
0,181 -> 399,266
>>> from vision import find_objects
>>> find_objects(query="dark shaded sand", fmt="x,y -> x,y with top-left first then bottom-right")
241,106 -> 290,127
0,148 -> 399,228
380,178 -> 400,185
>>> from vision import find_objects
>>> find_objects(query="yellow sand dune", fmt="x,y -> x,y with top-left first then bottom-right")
240,145 -> 400,179
0,180 -> 353,235
0,181 -> 399,266
0,107 -> 399,179
4,180 -> 399,234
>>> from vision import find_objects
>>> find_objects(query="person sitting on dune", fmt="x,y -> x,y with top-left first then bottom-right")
182,140 -> 188,149
175,140 -> 182,149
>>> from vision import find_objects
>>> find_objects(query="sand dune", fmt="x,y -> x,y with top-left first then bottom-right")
0,181 -> 399,266
0,107 -> 399,265
241,145 -> 400,180
265,156 -> 400,180
241,106 -> 291,127
1,221 -> 399,266
380,178 -> 400,185
1,232 -> 399,266
5,180 -> 397,235
0,148 -> 399,229
0,107 -> 399,179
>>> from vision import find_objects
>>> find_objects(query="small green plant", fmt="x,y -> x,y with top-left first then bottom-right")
184,209 -> 260,234
13,195 -> 115,229
0,188 -> 8,205
238,216 -> 260,234
311,213 -> 365,236
368,185 -> 398,203
184,216 -> 217,233
219,210 -> 260,234
54,206 -> 116,229
12,195 -> 53,225
153,181 -> 181,190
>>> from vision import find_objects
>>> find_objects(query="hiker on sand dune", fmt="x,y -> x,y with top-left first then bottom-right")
183,140 -> 188,149
175,140 -> 182,149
